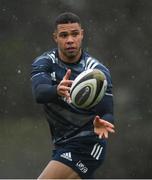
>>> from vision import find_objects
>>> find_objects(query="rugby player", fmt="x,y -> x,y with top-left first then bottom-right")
31,12 -> 115,179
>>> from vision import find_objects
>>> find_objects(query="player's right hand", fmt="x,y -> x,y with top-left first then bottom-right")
57,69 -> 73,102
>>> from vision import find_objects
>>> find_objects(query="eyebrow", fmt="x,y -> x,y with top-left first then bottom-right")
59,29 -> 80,34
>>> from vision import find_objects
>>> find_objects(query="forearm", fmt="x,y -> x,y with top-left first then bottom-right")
33,84 -> 58,104
101,113 -> 114,124
94,95 -> 114,124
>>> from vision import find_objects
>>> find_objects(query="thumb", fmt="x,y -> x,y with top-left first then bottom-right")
93,116 -> 100,126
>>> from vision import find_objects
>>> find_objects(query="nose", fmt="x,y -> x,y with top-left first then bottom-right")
66,35 -> 74,44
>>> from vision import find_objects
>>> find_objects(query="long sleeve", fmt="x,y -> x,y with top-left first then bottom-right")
31,57 -> 58,104
93,64 -> 114,124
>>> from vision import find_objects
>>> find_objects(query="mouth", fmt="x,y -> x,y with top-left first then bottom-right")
66,47 -> 76,53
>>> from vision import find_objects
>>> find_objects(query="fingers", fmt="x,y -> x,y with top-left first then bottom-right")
58,80 -> 73,97
99,131 -> 108,139
97,126 -> 115,139
63,69 -> 71,80
59,80 -> 73,87
93,118 -> 115,133
99,134 -> 103,139
61,69 -> 73,87
100,119 -> 114,129
93,116 -> 100,127
93,115 -> 115,139
58,85 -> 71,97
94,116 -> 115,129
59,89 -> 70,97
106,126 -> 115,133
103,131 -> 108,139
57,69 -> 73,102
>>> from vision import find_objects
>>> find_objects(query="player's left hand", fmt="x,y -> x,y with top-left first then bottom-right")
93,115 -> 115,139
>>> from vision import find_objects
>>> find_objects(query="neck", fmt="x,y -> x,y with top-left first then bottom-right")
58,49 -> 82,64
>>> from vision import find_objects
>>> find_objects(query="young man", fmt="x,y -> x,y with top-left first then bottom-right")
31,12 -> 115,179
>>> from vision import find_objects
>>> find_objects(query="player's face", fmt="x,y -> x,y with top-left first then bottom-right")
53,23 -> 84,63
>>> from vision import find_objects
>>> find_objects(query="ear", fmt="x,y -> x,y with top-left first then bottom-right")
81,29 -> 84,40
53,31 -> 58,43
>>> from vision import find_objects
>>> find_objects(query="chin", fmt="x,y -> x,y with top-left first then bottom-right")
66,52 -> 77,58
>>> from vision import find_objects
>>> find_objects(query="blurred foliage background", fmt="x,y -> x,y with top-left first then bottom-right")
0,0 -> 152,178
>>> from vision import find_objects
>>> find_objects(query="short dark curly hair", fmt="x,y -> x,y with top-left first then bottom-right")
54,12 -> 81,29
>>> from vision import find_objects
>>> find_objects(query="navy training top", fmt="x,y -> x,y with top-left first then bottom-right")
31,48 -> 114,145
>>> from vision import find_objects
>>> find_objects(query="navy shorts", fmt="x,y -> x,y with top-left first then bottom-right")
52,136 -> 107,179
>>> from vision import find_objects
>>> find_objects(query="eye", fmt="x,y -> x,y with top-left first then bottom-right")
72,31 -> 79,37
59,33 -> 68,38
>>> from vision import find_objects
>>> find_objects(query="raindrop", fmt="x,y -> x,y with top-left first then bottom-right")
4,110 -> 8,114
17,69 -> 21,74
114,55 -> 118,59
1,159 -> 5,163
144,50 -> 149,56
3,86 -> 7,91
137,27 -> 141,31
131,75 -> 135,79
12,101 -> 17,106
12,15 -> 18,21
114,18 -> 118,22
127,124 -> 131,128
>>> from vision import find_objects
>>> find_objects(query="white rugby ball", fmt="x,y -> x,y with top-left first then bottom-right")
70,69 -> 107,109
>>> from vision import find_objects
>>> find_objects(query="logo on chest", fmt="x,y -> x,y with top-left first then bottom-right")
51,72 -> 56,81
